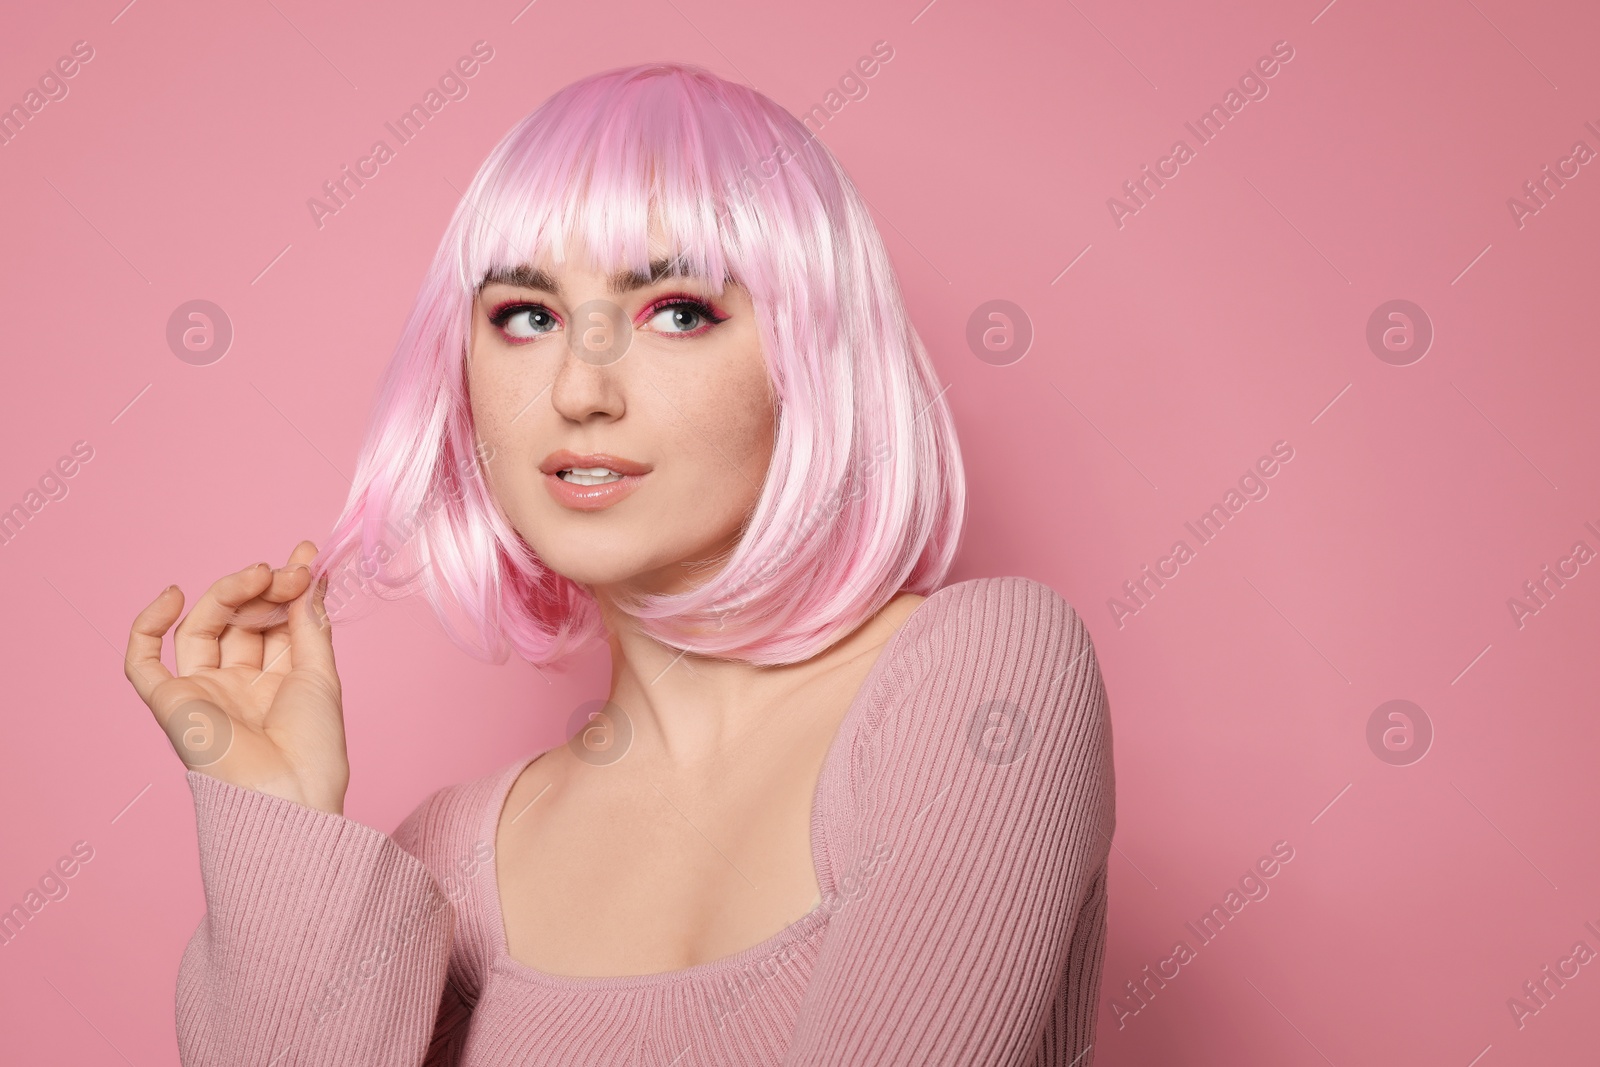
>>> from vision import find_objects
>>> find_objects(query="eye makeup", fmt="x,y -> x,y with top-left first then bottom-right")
636,293 -> 730,335
484,292 -> 730,344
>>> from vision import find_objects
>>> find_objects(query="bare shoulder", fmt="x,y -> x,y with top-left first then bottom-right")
500,746 -> 563,826
873,589 -> 928,641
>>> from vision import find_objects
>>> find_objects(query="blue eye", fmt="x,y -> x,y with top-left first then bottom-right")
641,299 -> 727,336
648,304 -> 704,333
490,304 -> 560,340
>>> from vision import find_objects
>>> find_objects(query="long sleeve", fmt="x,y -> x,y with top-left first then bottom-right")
175,771 -> 474,1066
784,577 -> 1117,1065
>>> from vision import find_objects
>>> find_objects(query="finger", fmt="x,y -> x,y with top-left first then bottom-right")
257,567 -> 312,676
261,542 -> 320,675
220,564 -> 312,670
125,585 -> 182,705
249,542 -> 319,610
286,567 -> 337,684
174,562 -> 276,676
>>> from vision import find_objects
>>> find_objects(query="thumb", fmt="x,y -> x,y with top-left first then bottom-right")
287,570 -> 338,681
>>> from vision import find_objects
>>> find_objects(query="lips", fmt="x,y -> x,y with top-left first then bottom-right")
538,449 -> 651,512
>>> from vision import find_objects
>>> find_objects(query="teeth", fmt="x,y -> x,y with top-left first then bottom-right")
560,466 -> 625,486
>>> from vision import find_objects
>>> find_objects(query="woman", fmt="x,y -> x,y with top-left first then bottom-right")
124,62 -> 1115,1066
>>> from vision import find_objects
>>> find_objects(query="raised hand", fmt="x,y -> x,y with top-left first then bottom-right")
124,540 -> 350,816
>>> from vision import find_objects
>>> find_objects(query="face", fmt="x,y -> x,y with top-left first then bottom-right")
467,225 -> 776,602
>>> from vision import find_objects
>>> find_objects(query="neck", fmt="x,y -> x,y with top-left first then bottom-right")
588,590 -> 906,771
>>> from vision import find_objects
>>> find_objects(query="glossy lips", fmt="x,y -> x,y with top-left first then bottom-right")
539,451 -> 650,512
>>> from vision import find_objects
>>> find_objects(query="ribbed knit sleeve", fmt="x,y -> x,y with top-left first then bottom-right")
175,771 -> 468,1066
783,577 -> 1116,1066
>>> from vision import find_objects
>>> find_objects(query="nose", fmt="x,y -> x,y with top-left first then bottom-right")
550,299 -> 631,422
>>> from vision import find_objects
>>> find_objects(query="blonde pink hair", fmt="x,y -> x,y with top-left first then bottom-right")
313,61 -> 966,667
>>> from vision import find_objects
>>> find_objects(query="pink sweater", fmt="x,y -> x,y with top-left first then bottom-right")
175,576 -> 1116,1065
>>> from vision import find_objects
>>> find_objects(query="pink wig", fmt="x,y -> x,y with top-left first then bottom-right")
313,61 -> 966,667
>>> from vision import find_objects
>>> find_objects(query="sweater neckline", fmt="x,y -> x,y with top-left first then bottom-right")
477,583 -> 956,992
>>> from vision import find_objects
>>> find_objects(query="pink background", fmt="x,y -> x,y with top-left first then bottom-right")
2,0 -> 1597,1062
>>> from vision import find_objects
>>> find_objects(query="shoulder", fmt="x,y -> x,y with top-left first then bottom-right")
926,575 -> 1091,652
891,576 -> 1101,710
791,583 -> 1115,1060
833,574 -> 1115,889
861,574 -> 1112,809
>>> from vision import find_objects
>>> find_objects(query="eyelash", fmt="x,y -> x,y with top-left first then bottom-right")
487,295 -> 729,343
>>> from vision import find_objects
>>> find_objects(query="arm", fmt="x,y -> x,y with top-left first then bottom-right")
176,771 -> 472,1067
124,553 -> 477,1062
784,577 -> 1117,1066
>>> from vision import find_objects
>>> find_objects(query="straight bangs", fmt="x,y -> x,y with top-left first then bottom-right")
313,61 -> 966,667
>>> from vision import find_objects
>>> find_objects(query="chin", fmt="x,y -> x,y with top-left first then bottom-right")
548,547 -> 732,600
533,537 -> 657,588
538,554 -> 642,590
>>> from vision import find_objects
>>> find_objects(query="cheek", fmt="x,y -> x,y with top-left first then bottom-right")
467,376 -> 504,461
466,358 -> 541,499
669,358 -> 774,485
638,316 -> 771,464
720,379 -> 775,464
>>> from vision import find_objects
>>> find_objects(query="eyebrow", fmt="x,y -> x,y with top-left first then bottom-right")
478,256 -> 726,296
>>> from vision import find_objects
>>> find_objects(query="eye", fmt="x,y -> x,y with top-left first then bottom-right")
489,303 -> 560,341
642,299 -> 727,337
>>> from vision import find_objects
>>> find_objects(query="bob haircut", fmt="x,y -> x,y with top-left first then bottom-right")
312,60 -> 967,667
